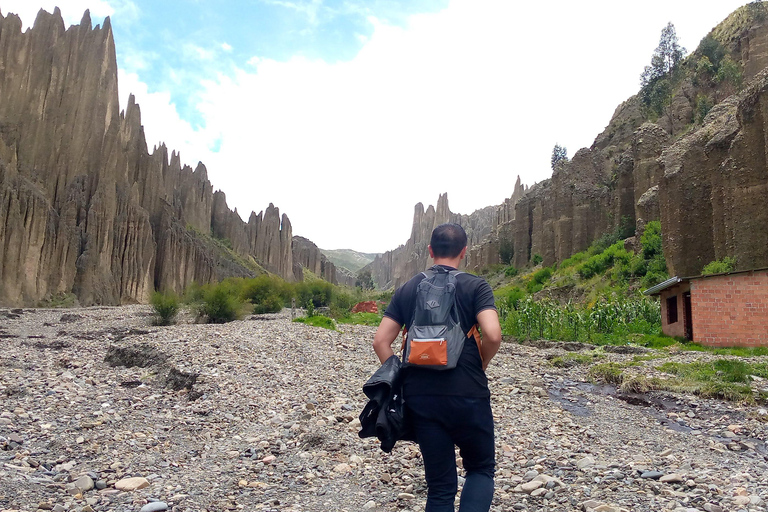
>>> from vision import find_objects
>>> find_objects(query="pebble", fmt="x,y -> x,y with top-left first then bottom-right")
115,477 -> 150,491
139,502 -> 169,512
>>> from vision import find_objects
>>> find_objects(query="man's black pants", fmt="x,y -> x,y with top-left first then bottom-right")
407,395 -> 495,512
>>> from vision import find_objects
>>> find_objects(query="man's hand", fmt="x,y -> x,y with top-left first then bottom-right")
373,316 -> 402,364
476,309 -> 501,370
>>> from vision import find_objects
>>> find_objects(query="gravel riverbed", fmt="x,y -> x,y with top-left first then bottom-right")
1,306 -> 767,512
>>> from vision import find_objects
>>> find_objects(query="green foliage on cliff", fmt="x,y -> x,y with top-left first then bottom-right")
702,256 -> 737,275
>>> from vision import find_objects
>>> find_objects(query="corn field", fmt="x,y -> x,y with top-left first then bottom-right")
499,296 -> 661,342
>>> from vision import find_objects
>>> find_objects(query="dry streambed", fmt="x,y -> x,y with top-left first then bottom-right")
1,306 -> 767,512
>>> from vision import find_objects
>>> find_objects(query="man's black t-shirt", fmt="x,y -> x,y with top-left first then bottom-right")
383,265 -> 496,398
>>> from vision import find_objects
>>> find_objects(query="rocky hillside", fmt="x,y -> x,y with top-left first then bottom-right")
0,9 -> 336,306
371,5 -> 768,288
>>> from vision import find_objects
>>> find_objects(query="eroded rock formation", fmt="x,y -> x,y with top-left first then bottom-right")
660,70 -> 768,276
0,9 -> 300,306
291,236 -> 339,284
367,184 -> 527,289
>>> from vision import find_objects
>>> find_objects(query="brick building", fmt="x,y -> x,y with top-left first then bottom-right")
644,268 -> 768,347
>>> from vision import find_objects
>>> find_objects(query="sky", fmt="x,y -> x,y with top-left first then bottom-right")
2,0 -> 752,253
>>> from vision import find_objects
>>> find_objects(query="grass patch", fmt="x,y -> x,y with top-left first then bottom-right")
336,312 -> 382,326
653,359 -> 768,402
293,315 -> 336,330
588,362 -> 626,385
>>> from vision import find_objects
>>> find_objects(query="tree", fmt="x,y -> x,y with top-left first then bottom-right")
640,22 -> 686,89
640,23 -> 687,117
551,144 -> 568,170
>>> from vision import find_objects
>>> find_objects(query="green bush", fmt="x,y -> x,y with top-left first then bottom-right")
716,57 -> 742,88
702,256 -> 736,275
504,266 -> 519,277
151,291 -> 180,326
506,286 -> 526,310
526,267 -> 553,293
293,315 -> 336,330
577,242 -> 632,280
199,282 -> 246,323
641,221 -> 663,259
329,291 -> 357,319
295,280 -> 334,308
252,294 -> 283,314
532,254 -> 543,265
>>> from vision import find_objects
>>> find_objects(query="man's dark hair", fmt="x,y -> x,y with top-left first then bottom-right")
430,223 -> 468,258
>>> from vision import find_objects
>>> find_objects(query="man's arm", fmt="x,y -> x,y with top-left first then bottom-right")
476,309 -> 501,370
373,316 -> 403,364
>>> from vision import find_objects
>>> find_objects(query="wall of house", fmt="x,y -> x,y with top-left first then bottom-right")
660,283 -> 691,339
691,270 -> 768,347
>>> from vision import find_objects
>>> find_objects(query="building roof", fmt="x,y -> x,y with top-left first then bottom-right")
642,276 -> 682,296
642,266 -> 768,296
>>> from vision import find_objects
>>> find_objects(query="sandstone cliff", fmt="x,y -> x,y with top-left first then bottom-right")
660,68 -> 768,276
0,9 -> 301,306
291,236 -> 342,285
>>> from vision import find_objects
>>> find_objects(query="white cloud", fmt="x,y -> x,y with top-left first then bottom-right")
221,42 -> 233,52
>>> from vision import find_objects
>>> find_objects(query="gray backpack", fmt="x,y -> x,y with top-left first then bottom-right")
402,267 -> 471,370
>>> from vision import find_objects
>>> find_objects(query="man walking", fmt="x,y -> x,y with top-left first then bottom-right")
373,223 -> 502,512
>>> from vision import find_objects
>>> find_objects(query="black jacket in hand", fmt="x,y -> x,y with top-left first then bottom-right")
359,355 -> 415,453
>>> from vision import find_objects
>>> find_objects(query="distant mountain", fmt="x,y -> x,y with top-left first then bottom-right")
321,249 -> 379,274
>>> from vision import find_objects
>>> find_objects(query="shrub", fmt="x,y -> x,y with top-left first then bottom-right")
151,291 -> 180,326
504,266 -> 519,277
241,275 -> 291,314
295,280 -> 334,308
506,287 -> 526,310
577,242 -> 632,280
532,254 -> 543,265
199,283 -> 245,323
640,221 -> 663,259
702,256 -> 736,275
252,294 -> 283,314
329,291 -> 357,319
526,267 -> 553,293
716,57 -> 742,89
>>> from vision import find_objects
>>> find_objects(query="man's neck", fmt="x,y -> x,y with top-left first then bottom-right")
432,257 -> 461,268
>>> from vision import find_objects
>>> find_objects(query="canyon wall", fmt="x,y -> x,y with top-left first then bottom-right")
0,9 -> 322,306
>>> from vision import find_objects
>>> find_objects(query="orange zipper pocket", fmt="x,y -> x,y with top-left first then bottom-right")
408,338 -> 448,366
